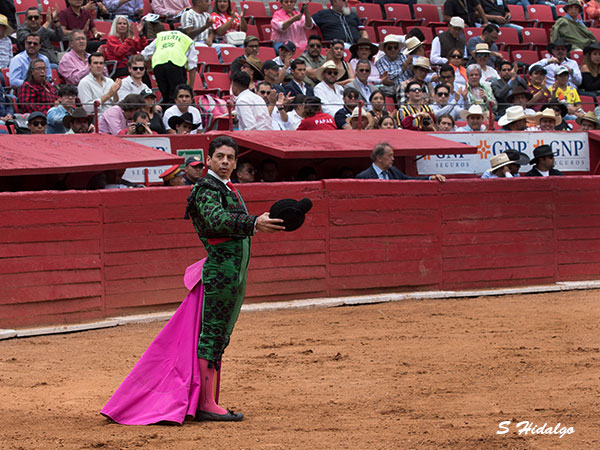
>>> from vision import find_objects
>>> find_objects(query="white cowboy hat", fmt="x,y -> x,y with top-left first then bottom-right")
315,60 -> 345,81
378,34 -> 403,52
459,104 -> 484,120
498,106 -> 529,127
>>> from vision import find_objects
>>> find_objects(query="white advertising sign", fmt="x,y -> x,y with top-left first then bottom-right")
123,137 -> 173,183
418,132 -> 589,175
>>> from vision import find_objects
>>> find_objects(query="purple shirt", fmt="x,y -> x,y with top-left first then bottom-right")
98,104 -> 127,135
105,0 -> 144,17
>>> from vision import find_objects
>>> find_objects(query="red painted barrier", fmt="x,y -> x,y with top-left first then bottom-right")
2,177 -> 600,328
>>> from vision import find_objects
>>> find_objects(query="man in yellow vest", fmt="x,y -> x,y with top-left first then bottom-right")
141,30 -> 198,104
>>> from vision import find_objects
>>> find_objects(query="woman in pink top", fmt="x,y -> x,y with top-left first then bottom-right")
210,0 -> 247,44
270,0 -> 313,53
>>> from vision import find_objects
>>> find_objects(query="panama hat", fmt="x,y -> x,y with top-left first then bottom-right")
346,107 -> 374,129
316,60 -> 345,81
531,108 -> 561,126
474,43 -> 491,54
460,104 -> 484,120
0,14 -> 13,34
498,106 -> 528,127
412,56 -> 431,71
402,37 -> 423,55
242,55 -> 264,80
489,153 -> 515,172
269,198 -> 313,232
379,34 -> 403,52
449,17 -> 465,28
576,111 -> 600,128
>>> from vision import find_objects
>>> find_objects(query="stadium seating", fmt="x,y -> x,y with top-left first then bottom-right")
507,5 -> 533,27
258,46 -> 276,61
196,46 -> 229,72
511,50 -> 540,69
203,72 -> 231,96
521,27 -> 549,53
497,27 -> 527,51
221,47 -> 245,63
464,27 -> 482,39
383,4 -> 423,28
355,3 -> 394,27
404,26 -> 434,44
527,5 -> 555,30
375,25 -> 405,42
412,4 -> 445,28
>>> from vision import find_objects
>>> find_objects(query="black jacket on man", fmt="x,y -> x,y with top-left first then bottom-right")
525,167 -> 564,177
356,165 -> 428,180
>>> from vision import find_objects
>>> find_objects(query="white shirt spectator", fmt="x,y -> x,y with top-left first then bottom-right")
235,89 -> 272,130
313,81 -> 344,117
286,109 -> 302,130
78,73 -> 116,116
534,57 -> 582,88
163,104 -> 203,133
480,65 -> 499,83
0,35 -> 12,69
117,75 -> 150,99
181,8 -> 211,45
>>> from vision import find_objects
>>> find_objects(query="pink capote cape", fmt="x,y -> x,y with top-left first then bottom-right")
101,259 -> 212,425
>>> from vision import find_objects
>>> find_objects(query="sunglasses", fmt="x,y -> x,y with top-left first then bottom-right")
27,15 -> 40,20
409,88 -> 422,93
476,53 -> 489,57
440,74 -> 453,79
258,90 -> 271,95
131,66 -> 145,71
30,120 -> 46,127
450,54 -> 462,58
325,70 -> 338,75
437,92 -> 449,97
308,43 -> 322,48
385,45 -> 399,50
357,68 -> 371,73
26,41 -> 40,46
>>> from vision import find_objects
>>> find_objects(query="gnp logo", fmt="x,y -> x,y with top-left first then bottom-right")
477,140 -> 491,159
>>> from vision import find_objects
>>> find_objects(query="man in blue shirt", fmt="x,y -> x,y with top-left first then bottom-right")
46,85 -> 78,134
104,0 -> 144,20
8,33 -> 52,89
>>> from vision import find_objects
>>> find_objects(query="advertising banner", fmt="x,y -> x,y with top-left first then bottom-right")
123,137 -> 172,183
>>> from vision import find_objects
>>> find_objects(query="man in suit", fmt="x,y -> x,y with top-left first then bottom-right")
525,145 -> 564,177
284,59 -> 314,99
346,59 -> 377,109
356,142 -> 446,181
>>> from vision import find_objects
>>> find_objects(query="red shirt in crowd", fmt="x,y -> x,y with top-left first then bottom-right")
297,112 -> 337,130
103,34 -> 148,70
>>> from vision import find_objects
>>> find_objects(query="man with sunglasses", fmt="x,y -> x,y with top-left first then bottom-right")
525,145 -> 564,177
9,33 -> 52,89
491,60 -> 527,116
313,60 -> 344,117
346,60 -> 377,108
431,83 -> 463,121
466,24 -> 501,67
27,111 -> 47,135
17,7 -> 63,67
118,54 -> 151,99
396,80 -> 435,131
297,35 -> 326,87
431,17 -> 466,66
375,35 -> 405,98
334,87 -> 361,129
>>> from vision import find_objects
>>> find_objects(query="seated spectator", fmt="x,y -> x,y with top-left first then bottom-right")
443,0 -> 488,28
0,83 -> 14,126
525,145 -> 564,176
119,110 -> 156,135
46,85 -> 78,134
182,156 -> 205,185
376,35 -> 409,98
229,35 -> 261,79
163,84 -> 203,133
437,113 -> 456,131
286,93 -> 305,130
431,17 -> 465,66
78,52 -> 120,116
118,55 -> 151,99
580,42 -> 600,94
152,0 -> 192,19
232,71 -> 273,130
0,14 -> 13,69
18,59 -> 58,114
58,0 -> 103,52
312,0 -> 366,45
369,90 -> 389,123
284,59 -> 314,100
63,107 -> 95,133
168,112 -> 202,134
498,105 -> 531,131
527,107 -> 562,131
181,0 -> 214,47
160,165 -> 186,186
59,30 -> 105,86
396,80 -> 435,130
397,57 -> 434,107
534,38 -> 581,88
439,61 -> 466,94
473,43 -> 499,82
210,0 -> 247,46
576,111 -> 600,130
481,153 -> 516,179
376,116 -> 397,129
104,0 -> 143,21
104,16 -> 148,80
550,0 -> 596,51
234,158 -> 256,183
548,100 -> 572,130
346,106 -> 373,130
457,104 -> 487,131
140,88 -> 166,134
431,83 -> 464,121
550,66 -> 584,119
98,93 -> 143,135
298,35 -> 326,87
479,0 -> 523,36
527,65 -> 552,112
464,64 -> 497,113
584,0 -> 600,27
326,39 -> 353,84
256,81 -> 290,130
466,24 -> 501,68
270,0 -> 313,53
273,40 -> 297,81
296,166 -> 318,181
296,96 -> 336,130
239,55 -> 264,90
346,60 -> 377,108
506,86 -> 536,115
260,158 -> 279,182
349,38 -> 381,84
27,111 -> 47,135
9,34 -> 52,90
356,142 -> 445,181
262,60 -> 286,92
334,87 -> 360,129
17,6 -> 63,67
313,61 -> 345,117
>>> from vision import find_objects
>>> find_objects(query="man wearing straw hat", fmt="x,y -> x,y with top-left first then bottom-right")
576,111 -> 600,131
375,34 -> 406,97
481,149 -> 529,178
481,152 -> 519,179
0,14 -> 13,69
526,107 -> 561,131
313,60 -> 345,117
456,104 -> 487,132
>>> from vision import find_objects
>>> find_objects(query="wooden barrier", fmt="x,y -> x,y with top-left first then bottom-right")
2,177 -> 600,328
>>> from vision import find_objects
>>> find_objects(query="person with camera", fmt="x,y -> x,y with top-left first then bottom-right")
119,110 -> 156,135
98,93 -> 144,135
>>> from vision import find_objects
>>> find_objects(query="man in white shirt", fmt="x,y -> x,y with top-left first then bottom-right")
232,71 -> 272,130
257,81 -> 289,130
313,60 -> 344,117
77,52 -> 120,117
162,84 -> 203,134
117,54 -> 150,99
181,0 -> 213,46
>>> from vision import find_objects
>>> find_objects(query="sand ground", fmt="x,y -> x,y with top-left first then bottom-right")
1,290 -> 599,449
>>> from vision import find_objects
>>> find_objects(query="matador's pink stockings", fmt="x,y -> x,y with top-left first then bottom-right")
198,358 -> 227,415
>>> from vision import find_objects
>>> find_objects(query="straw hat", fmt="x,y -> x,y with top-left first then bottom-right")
474,43 -> 490,54
530,108 -> 561,126
576,111 -> 600,128
449,17 -> 465,28
242,55 -> 264,80
402,37 -> 423,55
412,56 -> 431,71
489,153 -> 515,172
316,60 -> 345,81
498,106 -> 529,127
379,34 -> 403,52
346,107 -> 374,129
460,104 -> 485,120
0,14 -> 13,35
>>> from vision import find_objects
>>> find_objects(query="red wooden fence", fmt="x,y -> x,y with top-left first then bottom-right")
2,177 -> 599,328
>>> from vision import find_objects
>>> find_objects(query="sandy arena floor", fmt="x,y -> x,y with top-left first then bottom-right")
1,290 -> 599,450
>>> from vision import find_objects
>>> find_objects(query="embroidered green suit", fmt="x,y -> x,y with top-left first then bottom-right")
187,174 -> 257,362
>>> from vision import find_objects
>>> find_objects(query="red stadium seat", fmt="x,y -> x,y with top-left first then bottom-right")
375,25 -> 404,42
464,27 -> 482,40
268,1 -> 280,15
412,4 -> 445,28
94,21 -> 112,35
521,27 -> 548,52
590,28 -> 600,41
404,26 -> 434,44
527,5 -> 555,30
304,2 -> 323,16
196,46 -> 229,72
571,49 -> 584,64
356,3 -> 394,27
203,72 -> 232,95
579,95 -> 596,112
259,24 -> 272,41
384,4 -> 423,28
363,26 -> 378,43
511,50 -> 540,68
240,1 -> 267,17
507,5 -> 534,27
14,0 -> 41,13
220,46 -> 245,63
497,27 -> 527,51
258,46 -> 276,61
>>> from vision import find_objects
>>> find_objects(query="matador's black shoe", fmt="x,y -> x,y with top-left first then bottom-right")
195,409 -> 244,422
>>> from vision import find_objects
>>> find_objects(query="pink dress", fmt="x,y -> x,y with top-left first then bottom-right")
270,9 -> 309,51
